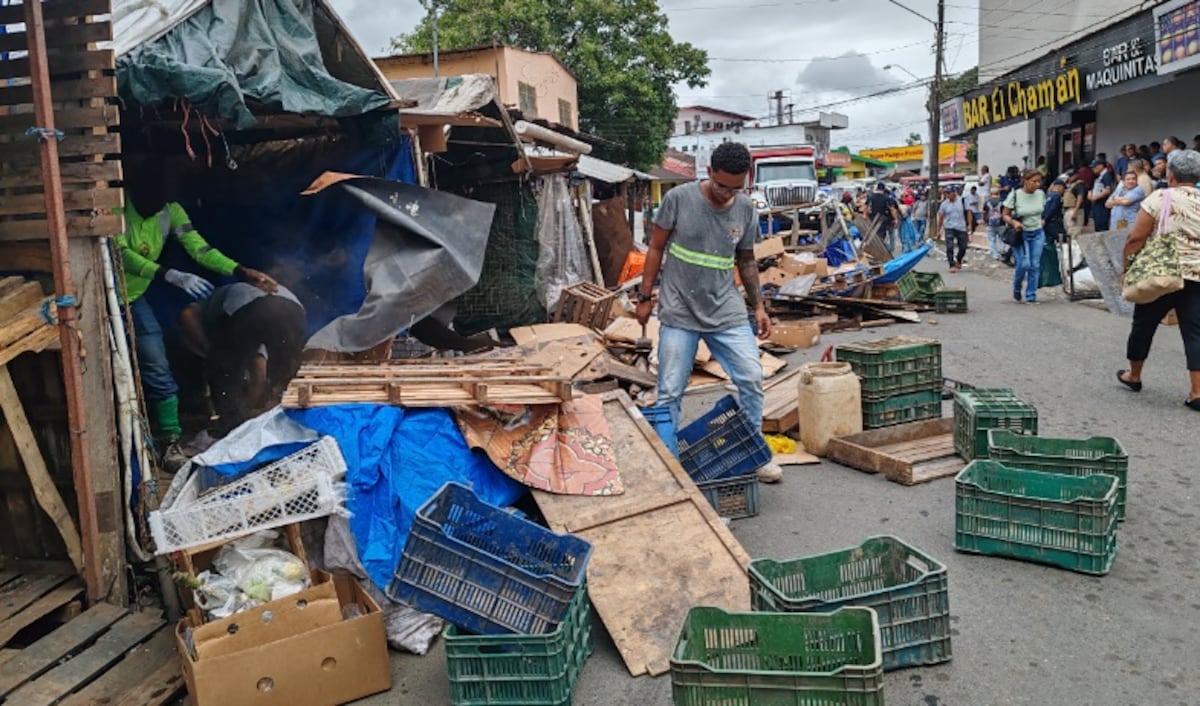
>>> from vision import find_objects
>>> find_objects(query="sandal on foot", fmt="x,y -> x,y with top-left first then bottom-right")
1116,370 -> 1142,392
1186,398 -> 1200,411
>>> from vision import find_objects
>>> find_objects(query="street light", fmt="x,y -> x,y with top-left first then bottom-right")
883,64 -> 920,81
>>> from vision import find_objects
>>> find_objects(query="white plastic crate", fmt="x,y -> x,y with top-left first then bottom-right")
150,436 -> 347,554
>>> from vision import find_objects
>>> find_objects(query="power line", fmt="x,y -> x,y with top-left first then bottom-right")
708,39 -> 931,62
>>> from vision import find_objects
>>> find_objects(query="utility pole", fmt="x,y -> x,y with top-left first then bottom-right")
773,90 -> 784,127
927,0 -> 945,229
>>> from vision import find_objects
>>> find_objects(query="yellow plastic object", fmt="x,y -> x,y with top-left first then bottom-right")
764,434 -> 796,455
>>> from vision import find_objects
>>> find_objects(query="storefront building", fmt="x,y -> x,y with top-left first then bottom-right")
945,2 -> 1200,177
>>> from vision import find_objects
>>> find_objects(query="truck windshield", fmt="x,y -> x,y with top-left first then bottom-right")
757,162 -> 816,182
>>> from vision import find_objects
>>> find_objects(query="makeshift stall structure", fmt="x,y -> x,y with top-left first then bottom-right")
0,0 -> 423,700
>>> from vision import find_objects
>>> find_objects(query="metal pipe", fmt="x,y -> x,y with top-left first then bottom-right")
514,120 -> 593,155
24,0 -> 104,602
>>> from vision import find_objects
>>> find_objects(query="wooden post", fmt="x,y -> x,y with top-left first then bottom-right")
23,0 -> 106,603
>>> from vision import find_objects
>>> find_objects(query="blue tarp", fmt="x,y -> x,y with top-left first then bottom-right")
876,242 -> 933,284
285,405 -> 525,591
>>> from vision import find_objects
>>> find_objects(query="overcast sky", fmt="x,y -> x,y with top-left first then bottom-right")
327,0 -> 980,152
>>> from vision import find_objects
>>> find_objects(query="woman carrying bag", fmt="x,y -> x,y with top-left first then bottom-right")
1116,150 -> 1200,410
1002,169 -> 1047,303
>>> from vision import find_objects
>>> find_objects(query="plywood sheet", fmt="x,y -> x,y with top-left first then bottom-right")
532,392 -> 749,677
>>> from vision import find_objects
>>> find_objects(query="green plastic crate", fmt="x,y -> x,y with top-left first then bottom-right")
671,606 -> 884,706
444,583 -> 593,706
863,389 -> 943,429
954,460 -> 1118,575
987,430 -> 1128,521
934,287 -> 968,313
749,536 -> 951,672
897,272 -> 944,303
836,336 -> 943,399
953,388 -> 1038,460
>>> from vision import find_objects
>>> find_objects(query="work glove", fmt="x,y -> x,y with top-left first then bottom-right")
164,269 -> 214,300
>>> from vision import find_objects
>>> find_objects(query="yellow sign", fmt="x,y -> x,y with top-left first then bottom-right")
961,67 -> 1082,133
860,144 -> 962,163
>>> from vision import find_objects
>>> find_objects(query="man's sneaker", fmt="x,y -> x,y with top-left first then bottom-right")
161,442 -> 190,475
756,462 -> 783,484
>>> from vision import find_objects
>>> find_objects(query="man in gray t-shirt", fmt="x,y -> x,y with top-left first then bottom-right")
938,188 -> 970,272
636,142 -> 781,483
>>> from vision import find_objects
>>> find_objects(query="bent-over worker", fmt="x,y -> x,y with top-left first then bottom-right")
117,174 -> 276,468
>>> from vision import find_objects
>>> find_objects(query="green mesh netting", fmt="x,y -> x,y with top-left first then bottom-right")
453,181 -> 545,334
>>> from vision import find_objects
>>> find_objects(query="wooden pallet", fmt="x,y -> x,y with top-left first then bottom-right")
761,368 -> 801,433
0,572 -> 181,706
825,417 -> 964,486
282,361 -> 573,408
531,392 -> 750,677
0,0 -> 124,243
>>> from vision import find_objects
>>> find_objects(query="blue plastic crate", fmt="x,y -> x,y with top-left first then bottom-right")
677,396 -> 772,482
640,405 -> 678,457
388,482 -> 593,635
698,473 -> 759,519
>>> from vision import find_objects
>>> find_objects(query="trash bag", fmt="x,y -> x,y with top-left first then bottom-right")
899,217 -> 922,253
1040,241 -> 1064,288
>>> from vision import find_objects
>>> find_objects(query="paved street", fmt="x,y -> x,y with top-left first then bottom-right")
377,262 -> 1199,706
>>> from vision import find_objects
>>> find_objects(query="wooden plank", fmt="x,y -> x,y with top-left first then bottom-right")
0,326 -> 56,368
0,160 -> 121,189
0,105 -> 120,133
0,214 -> 124,242
0,574 -> 72,623
0,366 -> 84,570
0,133 -> 120,164
0,572 -> 20,589
0,21 -> 112,55
825,418 -> 964,485
0,187 -> 123,217
6,611 -> 164,706
58,627 -> 183,706
0,0 -> 114,25
0,579 -> 84,648
532,392 -> 750,677
0,75 -> 115,107
0,301 -> 54,350
0,50 -> 116,81
67,237 -> 127,604
761,368 -> 801,433
0,281 -> 44,322
0,602 -> 126,697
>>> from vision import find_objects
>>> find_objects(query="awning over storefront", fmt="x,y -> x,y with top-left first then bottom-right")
941,9 -> 1171,138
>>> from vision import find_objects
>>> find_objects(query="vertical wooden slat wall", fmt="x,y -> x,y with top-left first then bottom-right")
0,0 -> 128,604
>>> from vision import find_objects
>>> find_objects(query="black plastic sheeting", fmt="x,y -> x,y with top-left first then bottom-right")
304,177 -> 496,352
117,0 -> 391,129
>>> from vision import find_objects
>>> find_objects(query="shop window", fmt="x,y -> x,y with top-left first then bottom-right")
558,98 -> 573,126
518,82 -> 538,118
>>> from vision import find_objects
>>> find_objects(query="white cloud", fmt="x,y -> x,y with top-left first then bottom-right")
326,0 -> 980,150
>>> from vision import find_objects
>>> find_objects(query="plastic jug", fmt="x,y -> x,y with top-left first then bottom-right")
797,362 -> 863,456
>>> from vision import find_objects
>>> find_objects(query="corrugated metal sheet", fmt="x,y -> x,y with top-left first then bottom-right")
576,155 -> 656,183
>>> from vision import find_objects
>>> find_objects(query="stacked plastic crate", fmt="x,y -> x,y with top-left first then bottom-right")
836,337 -> 944,430
642,395 -> 772,519
388,483 -> 595,706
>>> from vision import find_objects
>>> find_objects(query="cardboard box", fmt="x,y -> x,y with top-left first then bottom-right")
778,255 -> 828,278
753,236 -> 787,260
768,322 -> 822,350
177,572 -> 391,705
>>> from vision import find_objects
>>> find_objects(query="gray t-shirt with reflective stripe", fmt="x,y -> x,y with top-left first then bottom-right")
653,181 -> 757,332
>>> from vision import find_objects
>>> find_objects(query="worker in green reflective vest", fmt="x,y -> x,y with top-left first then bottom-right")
115,174 -> 276,471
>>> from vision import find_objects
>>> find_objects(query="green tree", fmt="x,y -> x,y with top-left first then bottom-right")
940,66 -> 979,101
905,131 -> 922,146
392,0 -> 710,170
